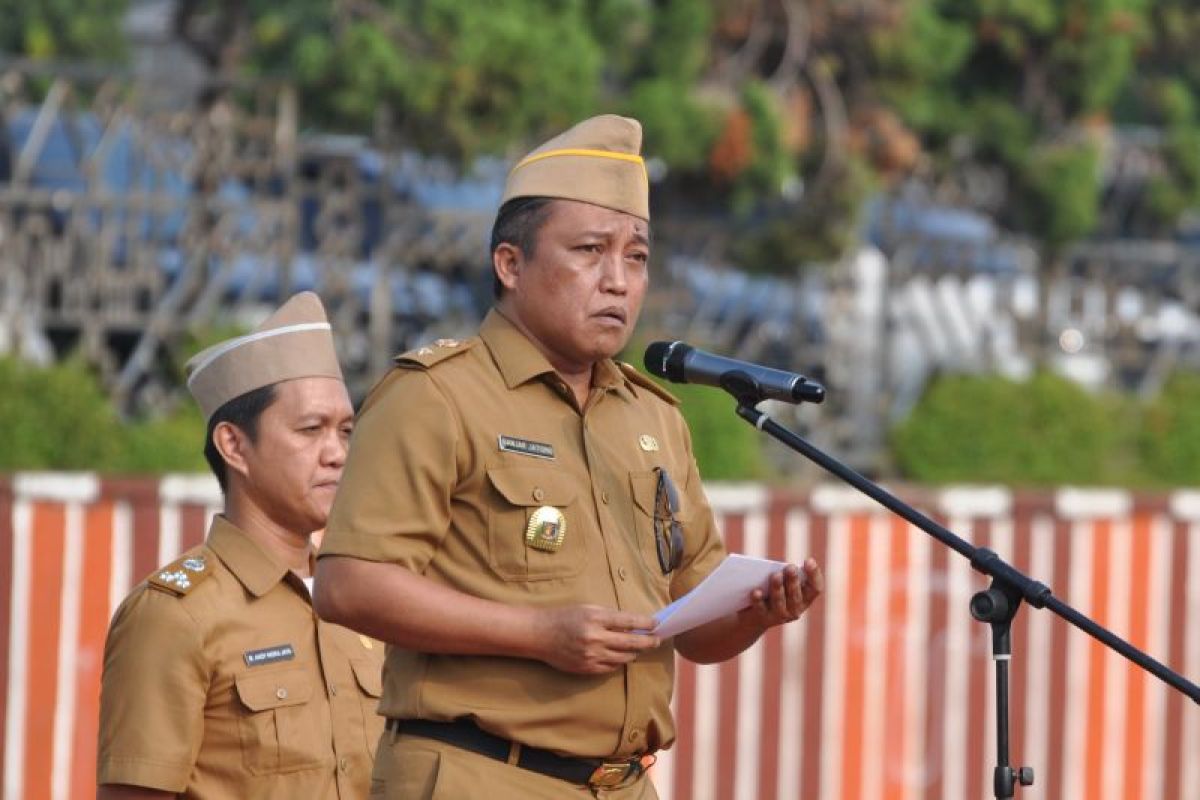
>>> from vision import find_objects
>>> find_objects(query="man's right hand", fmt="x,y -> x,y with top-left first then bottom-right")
538,605 -> 660,674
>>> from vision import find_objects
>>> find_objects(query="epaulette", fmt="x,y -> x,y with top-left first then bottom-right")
148,552 -> 214,597
394,337 -> 476,370
618,362 -> 680,405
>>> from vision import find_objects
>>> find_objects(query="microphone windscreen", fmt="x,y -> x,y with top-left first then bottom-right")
643,341 -> 674,379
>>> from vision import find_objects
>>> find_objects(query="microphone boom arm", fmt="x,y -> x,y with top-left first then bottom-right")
726,395 -> 1200,798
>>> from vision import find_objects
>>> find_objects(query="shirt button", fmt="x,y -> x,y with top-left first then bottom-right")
618,567 -> 628,581
628,730 -> 640,743
532,487 -> 545,502
600,491 -> 610,504
275,687 -> 288,700
329,684 -> 338,696
338,757 -> 349,771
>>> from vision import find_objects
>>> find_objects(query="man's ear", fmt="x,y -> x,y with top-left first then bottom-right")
493,243 -> 522,294
212,421 -> 252,482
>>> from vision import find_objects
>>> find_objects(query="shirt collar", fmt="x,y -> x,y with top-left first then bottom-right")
206,515 -> 308,598
479,309 -> 556,389
479,308 -> 637,402
593,358 -> 637,402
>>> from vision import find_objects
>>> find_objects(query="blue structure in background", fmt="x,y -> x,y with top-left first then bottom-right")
4,111 -> 496,322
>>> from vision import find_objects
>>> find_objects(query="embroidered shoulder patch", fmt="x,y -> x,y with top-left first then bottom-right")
148,552 -> 213,596
395,337 -> 476,370
617,362 -> 680,405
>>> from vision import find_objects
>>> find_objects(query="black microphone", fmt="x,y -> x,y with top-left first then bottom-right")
643,341 -> 825,404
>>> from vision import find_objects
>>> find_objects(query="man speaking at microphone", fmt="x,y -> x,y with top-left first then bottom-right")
313,115 -> 824,799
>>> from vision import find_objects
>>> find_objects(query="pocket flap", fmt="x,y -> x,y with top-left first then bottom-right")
486,466 -> 577,507
235,668 -> 313,711
350,659 -> 383,698
630,469 -> 694,521
629,470 -> 658,516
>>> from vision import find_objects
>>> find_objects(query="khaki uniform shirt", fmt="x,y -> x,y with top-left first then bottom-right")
320,309 -> 727,759
97,517 -> 385,799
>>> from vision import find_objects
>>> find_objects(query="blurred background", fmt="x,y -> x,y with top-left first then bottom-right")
2,3 -> 1199,800
4,0 -> 1200,484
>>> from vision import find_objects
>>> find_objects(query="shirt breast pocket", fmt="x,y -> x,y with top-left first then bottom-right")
629,469 -> 693,586
351,658 -> 384,757
234,668 -> 330,774
485,466 -> 584,581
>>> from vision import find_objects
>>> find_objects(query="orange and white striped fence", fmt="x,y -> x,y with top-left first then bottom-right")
2,475 -> 1198,800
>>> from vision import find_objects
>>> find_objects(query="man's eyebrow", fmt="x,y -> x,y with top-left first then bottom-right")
295,410 -> 352,424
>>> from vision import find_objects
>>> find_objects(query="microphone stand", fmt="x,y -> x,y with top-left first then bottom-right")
719,375 -> 1200,799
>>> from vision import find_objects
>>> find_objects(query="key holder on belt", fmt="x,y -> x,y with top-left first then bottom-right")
715,373 -> 1200,800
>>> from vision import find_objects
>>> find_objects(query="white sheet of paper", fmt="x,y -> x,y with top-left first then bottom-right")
653,554 -> 790,638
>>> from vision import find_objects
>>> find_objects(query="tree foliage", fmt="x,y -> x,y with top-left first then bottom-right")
891,372 -> 1129,486
878,0 -> 1146,249
0,0 -> 128,62
1138,371 -> 1200,485
1111,1 -> 1200,235
657,380 -> 767,482
891,368 -> 1200,487
12,1 -> 1200,271
0,357 -> 207,473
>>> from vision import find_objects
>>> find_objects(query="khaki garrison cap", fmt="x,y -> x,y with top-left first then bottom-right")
501,114 -> 649,221
185,292 -> 343,420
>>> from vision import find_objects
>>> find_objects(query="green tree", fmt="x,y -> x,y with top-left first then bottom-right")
215,0 -> 629,161
878,0 -> 1146,249
891,372 -> 1128,486
1138,371 -> 1200,485
0,357 -> 122,470
1111,2 -> 1200,235
659,381 -> 766,482
0,356 -> 208,474
0,0 -> 128,62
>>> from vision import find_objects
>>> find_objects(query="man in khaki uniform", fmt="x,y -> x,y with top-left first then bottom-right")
314,116 -> 824,799
97,292 -> 385,800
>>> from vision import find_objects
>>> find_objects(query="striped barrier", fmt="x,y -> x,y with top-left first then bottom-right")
1,475 -> 1198,800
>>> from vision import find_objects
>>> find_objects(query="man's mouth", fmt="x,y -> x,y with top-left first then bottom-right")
595,307 -> 627,325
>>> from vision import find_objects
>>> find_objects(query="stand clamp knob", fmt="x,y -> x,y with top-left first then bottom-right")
995,765 -> 1035,796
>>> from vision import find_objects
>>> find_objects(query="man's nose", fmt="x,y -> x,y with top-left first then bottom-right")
322,429 -> 348,467
600,252 -> 629,293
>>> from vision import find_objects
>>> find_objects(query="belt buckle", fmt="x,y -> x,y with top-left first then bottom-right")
588,762 -> 635,789
587,754 -> 655,790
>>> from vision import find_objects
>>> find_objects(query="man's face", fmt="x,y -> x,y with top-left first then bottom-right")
238,376 -> 353,534
496,199 -> 650,372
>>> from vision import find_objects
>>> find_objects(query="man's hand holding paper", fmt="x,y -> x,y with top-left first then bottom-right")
737,557 -> 823,630
654,554 -> 824,639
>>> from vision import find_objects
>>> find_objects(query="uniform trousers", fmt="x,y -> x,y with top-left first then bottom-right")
370,732 -> 661,800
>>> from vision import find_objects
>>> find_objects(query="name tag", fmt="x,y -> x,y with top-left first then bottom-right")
244,644 -> 295,667
498,435 -> 555,460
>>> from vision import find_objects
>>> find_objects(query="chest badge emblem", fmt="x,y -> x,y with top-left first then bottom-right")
526,506 -> 567,552
638,434 -> 660,452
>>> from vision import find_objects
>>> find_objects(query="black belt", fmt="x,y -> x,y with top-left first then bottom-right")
386,717 -> 652,789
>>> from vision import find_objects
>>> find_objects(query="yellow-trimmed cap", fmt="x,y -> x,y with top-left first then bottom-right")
501,114 -> 649,220
185,292 -> 343,420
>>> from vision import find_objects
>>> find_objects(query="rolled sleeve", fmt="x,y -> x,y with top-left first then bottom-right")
320,369 -> 458,572
97,589 -> 207,791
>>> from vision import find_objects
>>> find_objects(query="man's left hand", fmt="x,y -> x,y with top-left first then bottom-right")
737,558 -> 824,630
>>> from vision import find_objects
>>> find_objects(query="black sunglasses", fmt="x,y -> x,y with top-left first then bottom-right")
653,467 -> 684,575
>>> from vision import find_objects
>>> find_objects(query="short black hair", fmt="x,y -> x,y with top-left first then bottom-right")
489,196 -> 556,299
203,383 -> 278,493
